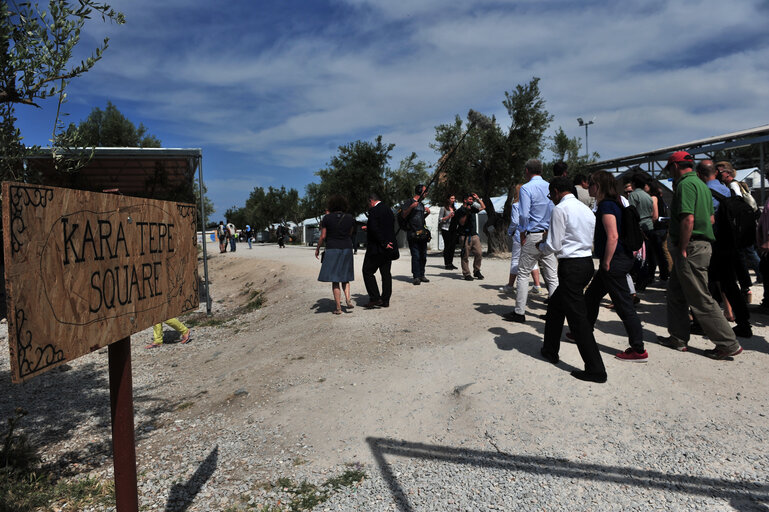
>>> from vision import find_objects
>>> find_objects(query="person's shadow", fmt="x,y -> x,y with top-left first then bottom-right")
489,327 -> 579,372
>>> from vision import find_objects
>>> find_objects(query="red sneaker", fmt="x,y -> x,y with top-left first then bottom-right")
615,348 -> 649,362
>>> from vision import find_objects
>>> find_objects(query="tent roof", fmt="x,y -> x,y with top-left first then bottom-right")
24,147 -> 202,202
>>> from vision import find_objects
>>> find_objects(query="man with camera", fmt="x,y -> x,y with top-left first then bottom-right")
454,192 -> 486,280
401,184 -> 431,285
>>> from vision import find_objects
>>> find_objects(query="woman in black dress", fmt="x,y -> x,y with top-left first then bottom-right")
315,195 -> 355,314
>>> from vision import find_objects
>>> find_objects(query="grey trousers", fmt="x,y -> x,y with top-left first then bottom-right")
514,232 -> 558,315
667,240 -> 740,351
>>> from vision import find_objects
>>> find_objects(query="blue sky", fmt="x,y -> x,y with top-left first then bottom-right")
15,0 -> 769,219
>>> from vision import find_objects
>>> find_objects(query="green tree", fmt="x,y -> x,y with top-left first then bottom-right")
544,126 -> 598,178
229,185 -> 301,233
429,78 -> 553,253
300,182 -> 326,222
194,178 -> 214,231
1,1 -> 124,180
224,205 -> 248,230
316,136 -> 395,215
384,152 -> 429,207
59,101 -> 161,147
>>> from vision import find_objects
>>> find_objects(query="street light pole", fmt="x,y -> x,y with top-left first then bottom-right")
577,117 -> 595,159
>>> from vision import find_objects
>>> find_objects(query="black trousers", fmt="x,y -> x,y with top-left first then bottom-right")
585,251 -> 645,352
710,244 -> 749,328
543,257 -> 605,375
647,228 -> 670,280
441,229 -> 456,266
362,252 -> 392,302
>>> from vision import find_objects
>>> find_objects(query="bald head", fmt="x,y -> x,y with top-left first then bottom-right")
696,159 -> 717,182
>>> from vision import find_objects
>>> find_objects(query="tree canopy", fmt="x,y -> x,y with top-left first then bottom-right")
544,126 -> 598,178
226,185 -> 302,232
60,101 -> 161,147
314,136 -> 394,216
429,78 -> 553,253
1,1 -> 124,180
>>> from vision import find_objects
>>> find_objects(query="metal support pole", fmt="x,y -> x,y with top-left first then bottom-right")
196,156 -> 212,314
761,143 -> 766,208
584,125 -> 589,158
109,337 -> 138,512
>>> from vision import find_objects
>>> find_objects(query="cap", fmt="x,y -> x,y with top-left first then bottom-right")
667,151 -> 694,165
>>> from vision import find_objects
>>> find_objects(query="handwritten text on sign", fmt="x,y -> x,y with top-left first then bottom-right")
3,183 -> 199,382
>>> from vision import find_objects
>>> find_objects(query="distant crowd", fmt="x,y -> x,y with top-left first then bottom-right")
309,152 -> 766,383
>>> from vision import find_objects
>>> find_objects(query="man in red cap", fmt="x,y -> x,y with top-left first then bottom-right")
657,151 -> 743,359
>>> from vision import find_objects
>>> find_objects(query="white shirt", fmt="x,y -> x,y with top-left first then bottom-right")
540,194 -> 595,259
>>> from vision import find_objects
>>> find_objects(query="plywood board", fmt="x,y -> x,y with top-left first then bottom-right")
3,182 -> 200,383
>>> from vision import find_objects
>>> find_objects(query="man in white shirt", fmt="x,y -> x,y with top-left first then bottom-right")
537,177 -> 606,383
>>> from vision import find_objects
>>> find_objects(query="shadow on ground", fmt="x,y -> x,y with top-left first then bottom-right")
367,437 -> 769,512
1,357 -> 184,477
164,445 -> 219,512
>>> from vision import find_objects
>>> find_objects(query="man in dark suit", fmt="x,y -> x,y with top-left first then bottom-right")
362,192 -> 396,308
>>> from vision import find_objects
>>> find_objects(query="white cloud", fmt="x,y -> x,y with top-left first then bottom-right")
41,0 -> 769,216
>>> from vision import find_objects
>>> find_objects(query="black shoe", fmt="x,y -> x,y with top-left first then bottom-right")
420,276 -> 430,283
503,312 -> 526,323
363,300 -> 383,309
413,278 -> 421,285
733,324 -> 753,338
473,271 -> 484,280
571,370 -> 607,383
445,264 -> 458,270
380,301 -> 390,308
464,275 -> 473,281
540,348 -> 559,365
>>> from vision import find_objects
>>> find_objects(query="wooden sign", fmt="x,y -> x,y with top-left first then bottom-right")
2,182 -> 200,383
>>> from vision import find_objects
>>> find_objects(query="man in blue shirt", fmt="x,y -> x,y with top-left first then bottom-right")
504,159 -> 559,323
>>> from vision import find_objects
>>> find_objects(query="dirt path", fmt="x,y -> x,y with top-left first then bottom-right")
3,243 -> 768,509
151,245 -> 769,465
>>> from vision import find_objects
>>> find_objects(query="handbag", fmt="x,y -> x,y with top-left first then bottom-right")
413,228 -> 432,242
385,244 -> 400,261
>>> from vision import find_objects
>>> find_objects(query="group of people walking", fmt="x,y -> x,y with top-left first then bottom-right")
314,152 -> 762,383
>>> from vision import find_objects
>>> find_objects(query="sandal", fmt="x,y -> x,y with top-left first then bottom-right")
333,309 -> 342,315
145,343 -> 162,349
345,300 -> 354,309
180,331 -> 191,344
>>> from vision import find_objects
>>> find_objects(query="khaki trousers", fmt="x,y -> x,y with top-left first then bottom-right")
667,240 -> 739,350
460,234 -> 483,275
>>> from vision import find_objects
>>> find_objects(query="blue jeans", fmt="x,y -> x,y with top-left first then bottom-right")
408,239 -> 428,278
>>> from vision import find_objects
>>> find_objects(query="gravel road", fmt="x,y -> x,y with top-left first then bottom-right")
1,244 -> 768,511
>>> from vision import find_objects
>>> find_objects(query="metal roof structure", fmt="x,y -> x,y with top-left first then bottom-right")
585,124 -> 769,175
24,147 -> 202,202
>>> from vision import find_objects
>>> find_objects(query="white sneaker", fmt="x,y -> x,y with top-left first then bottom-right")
499,285 -> 515,293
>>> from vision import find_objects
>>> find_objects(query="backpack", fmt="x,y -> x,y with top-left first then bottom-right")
710,189 -> 757,248
737,181 -> 758,211
613,201 -> 644,253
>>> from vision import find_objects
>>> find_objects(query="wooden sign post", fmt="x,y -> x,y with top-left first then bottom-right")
3,182 -> 200,510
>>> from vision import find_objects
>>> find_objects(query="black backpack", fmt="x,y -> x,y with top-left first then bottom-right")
710,189 -> 757,248
614,201 -> 645,253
